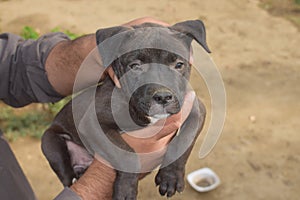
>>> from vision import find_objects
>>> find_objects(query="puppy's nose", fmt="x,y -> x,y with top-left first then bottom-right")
152,90 -> 174,105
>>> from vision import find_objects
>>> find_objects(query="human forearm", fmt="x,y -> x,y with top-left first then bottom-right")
0,32 -> 70,107
45,17 -> 169,96
45,34 -> 97,96
70,158 -> 116,200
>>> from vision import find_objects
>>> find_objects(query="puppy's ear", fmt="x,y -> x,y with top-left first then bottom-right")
96,26 -> 131,45
172,20 -> 211,53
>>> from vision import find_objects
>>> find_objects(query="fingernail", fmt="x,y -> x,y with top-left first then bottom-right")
114,75 -> 121,88
190,90 -> 196,97
187,91 -> 196,100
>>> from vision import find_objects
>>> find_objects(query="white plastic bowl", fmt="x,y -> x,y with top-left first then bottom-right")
187,167 -> 220,192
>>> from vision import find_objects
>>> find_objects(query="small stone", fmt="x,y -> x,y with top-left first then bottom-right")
249,115 -> 256,123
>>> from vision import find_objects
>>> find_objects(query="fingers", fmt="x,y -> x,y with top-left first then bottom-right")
181,90 -> 196,122
124,91 -> 196,140
99,65 -> 121,89
189,47 -> 194,65
107,66 -> 121,88
152,91 -> 195,139
123,17 -> 170,27
163,90 -> 195,128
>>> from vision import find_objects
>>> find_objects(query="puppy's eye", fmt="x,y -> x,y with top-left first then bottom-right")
175,62 -> 184,70
128,61 -> 141,70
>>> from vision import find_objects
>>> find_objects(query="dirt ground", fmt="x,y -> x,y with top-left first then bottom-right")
1,0 -> 300,199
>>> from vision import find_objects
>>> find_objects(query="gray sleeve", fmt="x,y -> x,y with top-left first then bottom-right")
0,32 -> 70,107
54,187 -> 82,200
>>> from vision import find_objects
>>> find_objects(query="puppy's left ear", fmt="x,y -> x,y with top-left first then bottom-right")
96,26 -> 131,45
96,26 -> 132,68
172,20 -> 211,53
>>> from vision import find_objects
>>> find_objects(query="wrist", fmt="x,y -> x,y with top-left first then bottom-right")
70,158 -> 116,200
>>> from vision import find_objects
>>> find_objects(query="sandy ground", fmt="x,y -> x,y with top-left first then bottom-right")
1,0 -> 300,199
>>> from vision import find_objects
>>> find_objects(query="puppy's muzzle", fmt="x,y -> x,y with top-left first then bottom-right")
152,89 -> 174,106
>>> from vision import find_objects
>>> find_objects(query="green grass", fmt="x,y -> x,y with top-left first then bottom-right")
0,106 -> 50,141
46,96 -> 72,115
0,97 -> 71,141
50,27 -> 81,40
21,26 -> 40,39
21,26 -> 81,40
1,27 -> 80,141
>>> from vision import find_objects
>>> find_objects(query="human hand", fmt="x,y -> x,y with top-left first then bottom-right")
70,91 -> 195,199
121,91 -> 195,153
121,91 -> 195,172
122,16 -> 170,27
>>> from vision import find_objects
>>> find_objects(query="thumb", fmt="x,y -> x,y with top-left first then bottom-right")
107,66 -> 121,88
181,90 -> 196,121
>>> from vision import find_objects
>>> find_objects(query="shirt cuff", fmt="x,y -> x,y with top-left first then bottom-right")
54,187 -> 82,200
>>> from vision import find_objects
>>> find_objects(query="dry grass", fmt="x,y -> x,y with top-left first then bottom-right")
260,0 -> 300,29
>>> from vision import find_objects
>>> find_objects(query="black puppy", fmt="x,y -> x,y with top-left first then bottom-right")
42,20 -> 209,199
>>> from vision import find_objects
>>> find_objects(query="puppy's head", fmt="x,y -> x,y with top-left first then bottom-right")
96,20 -> 210,126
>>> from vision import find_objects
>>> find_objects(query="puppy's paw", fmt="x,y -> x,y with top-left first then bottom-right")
155,167 -> 185,197
113,173 -> 138,200
113,183 -> 137,200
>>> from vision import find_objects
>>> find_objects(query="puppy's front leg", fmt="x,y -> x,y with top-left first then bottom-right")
103,129 -> 140,200
155,99 -> 206,197
41,128 -> 76,187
